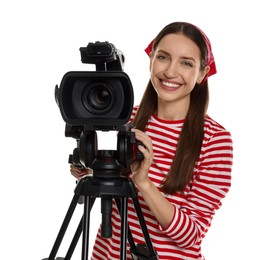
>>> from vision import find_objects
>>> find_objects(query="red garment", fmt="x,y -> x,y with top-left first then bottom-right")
92,107 -> 233,260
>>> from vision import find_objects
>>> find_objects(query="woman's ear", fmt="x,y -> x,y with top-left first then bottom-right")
197,65 -> 210,84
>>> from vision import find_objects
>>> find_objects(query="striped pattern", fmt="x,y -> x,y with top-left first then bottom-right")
92,108 -> 233,260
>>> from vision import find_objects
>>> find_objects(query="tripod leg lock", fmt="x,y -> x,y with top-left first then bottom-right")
131,244 -> 158,260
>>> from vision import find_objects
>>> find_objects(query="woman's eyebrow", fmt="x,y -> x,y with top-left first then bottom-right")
157,49 -> 196,62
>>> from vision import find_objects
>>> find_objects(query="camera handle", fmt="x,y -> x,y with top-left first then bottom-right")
42,175 -> 158,260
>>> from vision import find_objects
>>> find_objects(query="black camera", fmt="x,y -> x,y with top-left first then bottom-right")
55,41 -> 134,131
55,42 -> 142,170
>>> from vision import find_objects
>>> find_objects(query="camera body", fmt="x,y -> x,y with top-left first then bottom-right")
55,41 -> 134,131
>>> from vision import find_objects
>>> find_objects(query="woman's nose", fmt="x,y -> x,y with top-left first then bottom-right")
164,62 -> 178,78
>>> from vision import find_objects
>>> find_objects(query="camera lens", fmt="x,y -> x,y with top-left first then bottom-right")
82,82 -> 114,115
88,84 -> 111,110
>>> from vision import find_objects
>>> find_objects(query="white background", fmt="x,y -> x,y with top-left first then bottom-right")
1,0 -> 278,259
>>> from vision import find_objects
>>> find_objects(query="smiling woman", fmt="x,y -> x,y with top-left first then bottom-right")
70,21 -> 233,260
1,1 -> 279,260
149,33 -> 210,120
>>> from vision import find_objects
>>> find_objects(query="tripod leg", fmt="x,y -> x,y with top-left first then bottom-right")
129,181 -> 158,259
47,194 -> 80,260
115,199 -> 137,252
81,195 -> 91,260
64,197 -> 95,260
120,197 -> 128,260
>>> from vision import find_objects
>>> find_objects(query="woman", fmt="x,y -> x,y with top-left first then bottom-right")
71,21 -> 233,260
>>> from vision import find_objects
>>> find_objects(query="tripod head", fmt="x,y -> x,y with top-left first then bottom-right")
67,122 -> 143,175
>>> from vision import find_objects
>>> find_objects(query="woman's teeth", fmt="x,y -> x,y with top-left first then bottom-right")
162,81 -> 180,88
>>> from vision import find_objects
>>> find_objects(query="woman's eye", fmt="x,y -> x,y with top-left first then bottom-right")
157,54 -> 168,60
182,61 -> 193,67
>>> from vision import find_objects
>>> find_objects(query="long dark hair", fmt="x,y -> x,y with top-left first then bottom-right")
133,22 -> 210,194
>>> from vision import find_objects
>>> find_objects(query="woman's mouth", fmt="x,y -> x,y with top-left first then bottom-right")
161,80 -> 181,90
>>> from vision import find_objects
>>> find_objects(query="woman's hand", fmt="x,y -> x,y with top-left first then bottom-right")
131,129 -> 174,228
131,129 -> 154,188
70,164 -> 93,179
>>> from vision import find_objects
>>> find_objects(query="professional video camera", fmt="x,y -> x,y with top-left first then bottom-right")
55,41 -> 133,130
44,42 -> 158,260
55,41 -> 142,169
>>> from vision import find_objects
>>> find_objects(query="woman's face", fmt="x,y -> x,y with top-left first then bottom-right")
150,33 -> 208,111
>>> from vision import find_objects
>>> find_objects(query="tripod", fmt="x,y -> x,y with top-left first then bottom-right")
43,150 -> 158,260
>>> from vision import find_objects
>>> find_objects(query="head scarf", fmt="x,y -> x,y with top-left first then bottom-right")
144,24 -> 217,82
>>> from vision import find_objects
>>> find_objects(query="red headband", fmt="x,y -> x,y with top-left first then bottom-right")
144,25 -> 217,82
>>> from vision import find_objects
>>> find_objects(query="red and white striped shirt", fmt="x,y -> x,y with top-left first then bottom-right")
92,107 -> 233,260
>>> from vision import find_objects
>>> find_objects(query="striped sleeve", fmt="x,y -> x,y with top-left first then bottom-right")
160,128 -> 233,249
